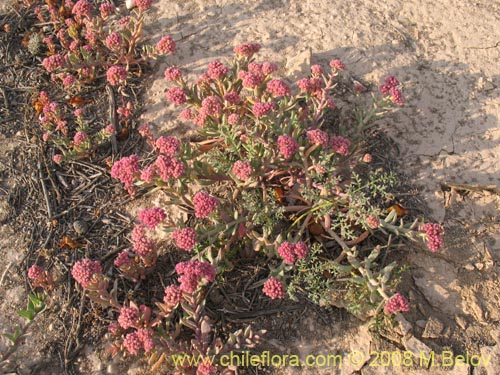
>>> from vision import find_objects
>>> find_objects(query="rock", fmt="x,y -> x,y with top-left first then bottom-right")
73,220 -> 88,235
422,317 -> 444,338
455,315 -> 468,330
475,262 -> 485,270
285,48 -> 311,82
464,263 -> 475,271
395,313 -> 413,335
416,320 -> 427,328
465,294 -> 487,324
478,329 -> 500,375
340,324 -> 371,374
403,336 -> 432,359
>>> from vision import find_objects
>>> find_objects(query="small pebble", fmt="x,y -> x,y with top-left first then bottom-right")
73,220 -> 88,235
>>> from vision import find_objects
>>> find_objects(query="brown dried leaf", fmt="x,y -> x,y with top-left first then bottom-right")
67,95 -> 92,108
59,236 -> 85,249
388,204 -> 408,217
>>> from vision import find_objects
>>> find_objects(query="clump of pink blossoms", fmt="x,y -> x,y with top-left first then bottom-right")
99,2 -> 115,19
166,87 -> 187,105
130,225 -> 155,257
157,36 -> 176,54
134,0 -> 153,12
197,361 -> 217,375
266,79 -> 291,97
420,223 -> 444,252
263,277 -> 285,299
106,65 -> 128,86
193,191 -> 219,218
72,0 -> 93,18
118,306 -> 139,329
73,131 -> 87,147
207,60 -> 228,80
329,136 -> 351,156
306,129 -> 329,148
232,160 -> 253,181
201,96 -> 223,117
384,293 -> 410,314
163,285 -> 183,306
138,207 -> 166,229
123,328 -> 154,355
277,135 -> 299,159
366,215 -> 380,229
233,42 -> 261,57
379,76 -> 403,105
172,227 -> 197,252
42,54 -> 65,72
252,102 -> 276,118
277,241 -> 309,264
71,258 -> 102,288
164,67 -> 182,81
175,260 -> 216,293
105,32 -> 122,50
155,136 -> 180,156
111,154 -> 140,193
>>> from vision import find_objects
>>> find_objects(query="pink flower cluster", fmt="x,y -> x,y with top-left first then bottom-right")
193,191 -> 219,218
106,65 -> 127,86
297,77 -> 322,95
277,135 -> 299,159
201,96 -> 223,117
73,131 -> 87,147
156,136 -> 181,156
28,265 -> 46,281
263,277 -> 285,299
154,155 -> 185,181
384,293 -> 410,314
329,59 -> 346,70
118,306 -> 139,329
233,42 -> 261,57
277,241 -> 309,264
164,67 -> 182,81
111,154 -> 140,193
163,285 -> 183,306
248,61 -> 277,75
138,207 -> 166,229
227,113 -> 240,125
99,2 -> 115,18
266,79 -> 291,97
420,223 -> 444,252
197,361 -> 217,375
157,36 -> 176,54
172,227 -> 197,251
379,76 -> 403,105
207,60 -> 229,80
72,0 -> 93,18
311,64 -> 324,76
105,32 -> 122,50
42,54 -> 65,72
238,71 -> 265,89
223,91 -> 241,105
366,215 -> 380,229
329,136 -> 351,156
306,129 -> 329,148
166,87 -> 187,105
114,251 -> 132,267
131,225 -> 155,257
175,260 -> 216,293
123,328 -> 154,355
71,258 -> 102,288
134,0 -> 153,12
252,101 -> 276,118
232,160 -> 253,181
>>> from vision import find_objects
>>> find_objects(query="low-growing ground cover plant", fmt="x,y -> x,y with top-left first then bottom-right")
24,41 -> 443,374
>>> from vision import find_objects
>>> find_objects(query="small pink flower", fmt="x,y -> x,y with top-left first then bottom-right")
74,108 -> 84,117
114,251 -> 132,267
207,60 -> 228,80
131,225 -> 155,257
362,153 -> 372,163
42,133 -> 51,142
42,54 -> 65,72
294,241 -> 309,260
193,191 -> 218,218
99,2 -> 115,18
28,265 -> 46,281
69,40 -> 79,52
252,101 -> 275,118
366,215 -> 380,229
384,293 -> 410,314
201,96 -> 223,117
262,61 -> 278,75
155,155 -> 185,181
223,91 -> 241,105
263,277 -> 285,299
53,154 -> 63,164
164,66 -> 182,81
105,32 -> 122,51
379,75 -> 400,94
277,135 -> 299,159
118,306 -> 139,329
123,332 -> 142,355
175,260 -> 216,293
196,73 -> 212,87
311,64 -> 324,76
73,131 -> 87,147
62,74 -> 76,87
420,223 -> 444,252
238,71 -> 264,89
72,0 -> 93,18
266,79 -> 291,97
232,160 -> 253,181
136,328 -> 154,352
111,155 -> 140,192
297,78 -> 322,94
277,242 -> 296,264
233,42 -> 261,57
156,136 -> 181,156
306,129 -> 329,148
172,227 -> 197,252
179,108 -> 193,120
134,0 -> 153,12
157,35 -> 176,54
105,124 -> 116,135
330,136 -> 350,156
71,258 -> 102,288
138,207 -> 166,229
390,87 -> 404,105
329,59 -> 345,70
140,164 -> 157,183
165,87 -> 187,105
163,285 -> 183,306
197,361 -> 216,375
106,65 -> 127,86
227,113 -> 240,125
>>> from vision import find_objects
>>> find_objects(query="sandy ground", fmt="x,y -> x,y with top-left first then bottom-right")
1,0 -> 500,374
